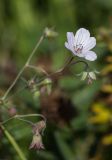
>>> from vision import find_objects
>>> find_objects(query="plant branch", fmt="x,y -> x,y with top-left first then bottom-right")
1,114 -> 46,125
15,114 -> 46,123
27,64 -> 49,76
3,57 -> 89,102
36,57 -> 89,82
70,60 -> 89,71
1,125 -> 27,160
2,33 -> 45,101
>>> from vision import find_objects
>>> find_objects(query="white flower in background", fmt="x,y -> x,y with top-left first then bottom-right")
65,28 -> 97,61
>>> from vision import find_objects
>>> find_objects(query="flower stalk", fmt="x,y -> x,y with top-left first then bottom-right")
1,114 -> 46,125
1,125 -> 27,160
1,33 -> 45,101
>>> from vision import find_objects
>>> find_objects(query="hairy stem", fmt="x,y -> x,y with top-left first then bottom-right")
27,64 -> 49,76
2,33 -> 45,101
3,57 -> 89,102
37,57 -> 89,82
1,114 -> 46,125
70,60 -> 89,71
1,125 -> 27,160
15,114 -> 46,122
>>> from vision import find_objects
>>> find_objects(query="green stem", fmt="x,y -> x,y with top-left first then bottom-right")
1,117 -> 14,125
1,114 -> 46,125
15,114 -> 46,122
27,64 -> 49,76
26,35 -> 44,66
15,117 -> 34,125
1,125 -> 27,160
2,33 -> 45,101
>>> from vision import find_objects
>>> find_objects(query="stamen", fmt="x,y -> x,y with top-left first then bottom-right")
74,44 -> 83,54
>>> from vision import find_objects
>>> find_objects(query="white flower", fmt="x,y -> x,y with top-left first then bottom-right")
65,28 -> 97,61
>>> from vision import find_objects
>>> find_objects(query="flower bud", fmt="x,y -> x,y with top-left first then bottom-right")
89,72 -> 96,80
29,134 -> 44,150
33,90 -> 40,101
81,70 -> 98,84
32,120 -> 46,135
8,107 -> 17,116
81,72 -> 88,80
40,78 -> 52,95
44,27 -> 58,38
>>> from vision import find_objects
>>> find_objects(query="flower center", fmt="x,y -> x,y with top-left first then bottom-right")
74,44 -> 83,54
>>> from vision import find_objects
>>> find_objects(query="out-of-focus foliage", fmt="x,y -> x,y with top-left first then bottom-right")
0,0 -> 112,160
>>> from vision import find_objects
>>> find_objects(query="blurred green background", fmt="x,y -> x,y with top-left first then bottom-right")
0,0 -> 112,160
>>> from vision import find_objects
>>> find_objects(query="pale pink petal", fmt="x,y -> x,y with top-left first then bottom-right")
74,28 -> 90,46
75,53 -> 85,57
85,51 -> 97,61
83,37 -> 96,52
65,42 -> 70,50
67,32 -> 75,47
65,42 -> 75,54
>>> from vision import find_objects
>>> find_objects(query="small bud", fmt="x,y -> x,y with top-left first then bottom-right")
28,79 -> 36,92
87,71 -> 96,84
33,90 -> 40,101
43,78 -> 52,84
89,72 -> 96,80
45,78 -> 52,95
29,120 -> 46,151
44,27 -> 58,38
32,120 -> 46,135
40,78 -> 52,95
28,79 -> 35,86
81,72 -> 88,80
8,107 -> 17,116
80,70 -> 98,84
29,134 -> 44,150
